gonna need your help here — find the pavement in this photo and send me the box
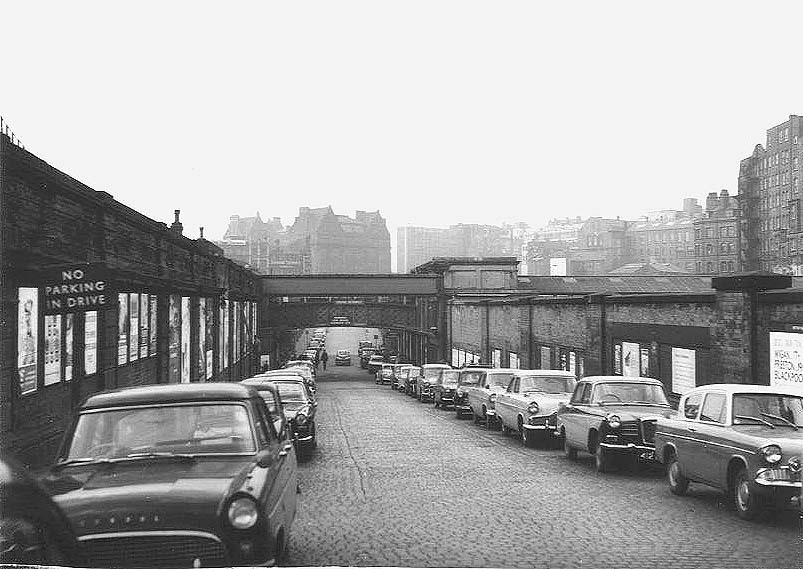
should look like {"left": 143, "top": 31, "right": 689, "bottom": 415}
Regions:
{"left": 285, "top": 364, "right": 802, "bottom": 569}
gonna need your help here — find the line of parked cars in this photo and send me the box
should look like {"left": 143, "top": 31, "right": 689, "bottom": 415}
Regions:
{"left": 376, "top": 362, "right": 803, "bottom": 521}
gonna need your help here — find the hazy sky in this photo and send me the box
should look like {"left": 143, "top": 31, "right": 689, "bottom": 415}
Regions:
{"left": 2, "top": 1, "right": 801, "bottom": 265}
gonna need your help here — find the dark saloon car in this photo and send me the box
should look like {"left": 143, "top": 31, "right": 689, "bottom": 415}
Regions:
{"left": 0, "top": 456, "right": 85, "bottom": 566}
{"left": 655, "top": 384, "right": 803, "bottom": 520}
{"left": 40, "top": 383, "right": 299, "bottom": 568}
{"left": 243, "top": 375, "right": 318, "bottom": 454}
{"left": 557, "top": 376, "right": 673, "bottom": 472}
{"left": 433, "top": 369, "right": 460, "bottom": 409}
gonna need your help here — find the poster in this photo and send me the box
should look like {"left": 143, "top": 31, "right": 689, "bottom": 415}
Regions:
{"left": 640, "top": 347, "right": 650, "bottom": 377}
{"left": 181, "top": 297, "right": 191, "bottom": 383}
{"left": 169, "top": 295, "right": 181, "bottom": 383}
{"left": 18, "top": 288, "right": 38, "bottom": 394}
{"left": 205, "top": 298, "right": 214, "bottom": 380}
{"left": 614, "top": 344, "right": 622, "bottom": 375}
{"left": 85, "top": 311, "right": 97, "bottom": 375}
{"left": 671, "top": 347, "right": 696, "bottom": 394}
{"left": 129, "top": 293, "right": 139, "bottom": 361}
{"left": 44, "top": 315, "right": 61, "bottom": 385}
{"left": 540, "top": 346, "right": 551, "bottom": 369}
{"left": 492, "top": 348, "right": 501, "bottom": 368}
{"left": 64, "top": 314, "right": 73, "bottom": 381}
{"left": 219, "top": 304, "right": 225, "bottom": 371}
{"left": 622, "top": 342, "right": 640, "bottom": 377}
{"left": 149, "top": 294, "right": 158, "bottom": 355}
{"left": 569, "top": 351, "right": 576, "bottom": 375}
{"left": 139, "top": 293, "right": 149, "bottom": 358}
{"left": 118, "top": 293, "right": 128, "bottom": 364}
{"left": 452, "top": 348, "right": 459, "bottom": 367}
{"left": 510, "top": 352, "right": 519, "bottom": 369}
{"left": 769, "top": 332, "right": 803, "bottom": 387}
{"left": 198, "top": 298, "right": 207, "bottom": 381}
{"left": 223, "top": 303, "right": 229, "bottom": 369}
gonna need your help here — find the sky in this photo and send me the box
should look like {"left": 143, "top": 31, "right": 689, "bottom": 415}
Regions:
{"left": 2, "top": 1, "right": 802, "bottom": 270}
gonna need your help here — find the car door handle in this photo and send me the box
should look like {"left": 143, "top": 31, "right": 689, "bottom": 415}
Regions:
{"left": 278, "top": 443, "right": 293, "bottom": 457}
{"left": 687, "top": 426, "right": 697, "bottom": 432}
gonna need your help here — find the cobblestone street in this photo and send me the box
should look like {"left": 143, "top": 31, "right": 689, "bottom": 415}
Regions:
{"left": 286, "top": 365, "right": 801, "bottom": 569}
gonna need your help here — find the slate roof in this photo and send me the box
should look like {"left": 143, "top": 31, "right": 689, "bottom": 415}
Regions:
{"left": 516, "top": 275, "right": 713, "bottom": 295}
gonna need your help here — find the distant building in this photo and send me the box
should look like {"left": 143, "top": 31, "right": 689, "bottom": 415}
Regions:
{"left": 692, "top": 190, "right": 740, "bottom": 275}
{"left": 215, "top": 213, "right": 283, "bottom": 274}
{"left": 738, "top": 114, "right": 803, "bottom": 273}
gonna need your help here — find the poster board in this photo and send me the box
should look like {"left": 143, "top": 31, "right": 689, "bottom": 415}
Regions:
{"left": 671, "top": 347, "right": 696, "bottom": 394}
{"left": 769, "top": 332, "right": 803, "bottom": 387}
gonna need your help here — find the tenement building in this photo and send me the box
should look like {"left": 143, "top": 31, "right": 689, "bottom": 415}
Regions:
{"left": 692, "top": 190, "right": 740, "bottom": 274}
{"left": 739, "top": 114, "right": 803, "bottom": 273}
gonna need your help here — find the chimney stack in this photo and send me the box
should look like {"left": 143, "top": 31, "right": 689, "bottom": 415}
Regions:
{"left": 170, "top": 209, "right": 183, "bottom": 236}
{"left": 199, "top": 227, "right": 204, "bottom": 239}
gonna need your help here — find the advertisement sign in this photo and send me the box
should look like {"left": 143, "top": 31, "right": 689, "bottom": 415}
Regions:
{"left": 540, "top": 346, "right": 551, "bottom": 369}
{"left": 770, "top": 332, "right": 803, "bottom": 386}
{"left": 622, "top": 342, "right": 640, "bottom": 377}
{"left": 117, "top": 293, "right": 128, "bottom": 364}
{"left": 43, "top": 264, "right": 114, "bottom": 314}
{"left": 181, "top": 297, "right": 191, "bottom": 383}
{"left": 85, "top": 312, "right": 97, "bottom": 375}
{"left": 671, "top": 347, "right": 696, "bottom": 394}
{"left": 549, "top": 258, "right": 567, "bottom": 276}
{"left": 169, "top": 295, "right": 181, "bottom": 383}
{"left": 18, "top": 288, "right": 38, "bottom": 394}
{"left": 129, "top": 293, "right": 139, "bottom": 362}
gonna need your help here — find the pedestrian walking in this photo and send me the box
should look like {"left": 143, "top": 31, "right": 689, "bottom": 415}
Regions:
{"left": 321, "top": 349, "right": 328, "bottom": 370}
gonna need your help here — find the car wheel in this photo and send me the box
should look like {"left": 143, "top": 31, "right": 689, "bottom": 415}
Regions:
{"left": 594, "top": 442, "right": 612, "bottom": 473}
{"left": 562, "top": 430, "right": 577, "bottom": 460}
{"left": 666, "top": 453, "right": 688, "bottom": 496}
{"left": 275, "top": 531, "right": 289, "bottom": 566}
{"left": 734, "top": 467, "right": 761, "bottom": 520}
{"left": 518, "top": 417, "right": 533, "bottom": 448}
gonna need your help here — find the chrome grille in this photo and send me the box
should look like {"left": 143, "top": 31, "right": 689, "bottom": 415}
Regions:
{"left": 82, "top": 534, "right": 227, "bottom": 568}
{"left": 617, "top": 421, "right": 641, "bottom": 443}
{"left": 640, "top": 419, "right": 657, "bottom": 444}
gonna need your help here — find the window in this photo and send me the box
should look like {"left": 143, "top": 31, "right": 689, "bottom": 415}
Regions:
{"left": 684, "top": 393, "right": 703, "bottom": 419}
{"left": 700, "top": 392, "right": 727, "bottom": 423}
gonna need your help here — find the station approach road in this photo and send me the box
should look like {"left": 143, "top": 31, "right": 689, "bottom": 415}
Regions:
{"left": 284, "top": 351, "right": 800, "bottom": 568}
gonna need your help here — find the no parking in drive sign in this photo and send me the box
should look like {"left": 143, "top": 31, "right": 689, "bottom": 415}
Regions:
{"left": 43, "top": 264, "right": 115, "bottom": 314}
{"left": 770, "top": 332, "right": 803, "bottom": 387}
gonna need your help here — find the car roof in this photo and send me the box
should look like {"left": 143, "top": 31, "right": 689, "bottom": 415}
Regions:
{"left": 578, "top": 375, "right": 665, "bottom": 386}
{"left": 243, "top": 377, "right": 305, "bottom": 388}
{"left": 487, "top": 368, "right": 518, "bottom": 374}
{"left": 81, "top": 383, "right": 258, "bottom": 410}
{"left": 422, "top": 363, "right": 451, "bottom": 369}
{"left": 681, "top": 383, "right": 803, "bottom": 397}
{"left": 251, "top": 369, "right": 305, "bottom": 378}
{"left": 514, "top": 370, "right": 576, "bottom": 378}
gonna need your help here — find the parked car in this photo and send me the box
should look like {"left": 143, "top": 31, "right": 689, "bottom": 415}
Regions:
{"left": 360, "top": 348, "right": 378, "bottom": 368}
{"left": 395, "top": 365, "right": 413, "bottom": 391}
{"left": 454, "top": 367, "right": 488, "bottom": 418}
{"left": 433, "top": 369, "right": 460, "bottom": 409}
{"left": 464, "top": 368, "right": 517, "bottom": 424}
{"left": 0, "top": 455, "right": 85, "bottom": 566}
{"left": 654, "top": 383, "right": 803, "bottom": 520}
{"left": 243, "top": 376, "right": 318, "bottom": 455}
{"left": 557, "top": 375, "right": 673, "bottom": 473}
{"left": 495, "top": 370, "right": 577, "bottom": 447}
{"left": 403, "top": 366, "right": 423, "bottom": 396}
{"left": 376, "top": 363, "right": 394, "bottom": 385}
{"left": 388, "top": 364, "right": 408, "bottom": 390}
{"left": 40, "top": 383, "right": 299, "bottom": 567}
{"left": 284, "top": 360, "right": 317, "bottom": 392}
{"left": 367, "top": 355, "right": 385, "bottom": 375}
{"left": 335, "top": 349, "right": 351, "bottom": 366}
{"left": 417, "top": 364, "right": 452, "bottom": 402}
{"left": 249, "top": 369, "right": 316, "bottom": 403}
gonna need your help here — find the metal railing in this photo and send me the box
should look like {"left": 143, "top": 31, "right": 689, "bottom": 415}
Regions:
{"left": 0, "top": 115, "right": 25, "bottom": 149}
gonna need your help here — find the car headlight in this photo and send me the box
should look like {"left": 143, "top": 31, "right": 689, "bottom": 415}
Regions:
{"left": 489, "top": 393, "right": 497, "bottom": 403}
{"left": 295, "top": 411, "right": 308, "bottom": 426}
{"left": 761, "top": 444, "right": 782, "bottom": 464}
{"left": 228, "top": 497, "right": 259, "bottom": 529}
{"left": 606, "top": 414, "right": 621, "bottom": 429}
{"left": 527, "top": 402, "right": 540, "bottom": 414}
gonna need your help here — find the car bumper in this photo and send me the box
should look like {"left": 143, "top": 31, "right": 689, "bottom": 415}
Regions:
{"left": 754, "top": 467, "right": 803, "bottom": 489}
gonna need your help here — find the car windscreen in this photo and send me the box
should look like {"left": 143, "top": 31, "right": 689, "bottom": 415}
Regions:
{"left": 520, "top": 375, "right": 576, "bottom": 394}
{"left": 732, "top": 393, "right": 803, "bottom": 426}
{"left": 423, "top": 368, "right": 446, "bottom": 380}
{"left": 459, "top": 371, "right": 484, "bottom": 386}
{"left": 488, "top": 373, "right": 514, "bottom": 388}
{"left": 440, "top": 370, "right": 460, "bottom": 386}
{"left": 592, "top": 382, "right": 669, "bottom": 405}
{"left": 66, "top": 403, "right": 256, "bottom": 459}
{"left": 275, "top": 383, "right": 307, "bottom": 403}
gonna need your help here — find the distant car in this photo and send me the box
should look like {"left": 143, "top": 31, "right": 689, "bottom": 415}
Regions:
{"left": 454, "top": 367, "right": 487, "bottom": 418}
{"left": 283, "top": 361, "right": 317, "bottom": 393}
{"left": 376, "top": 363, "right": 394, "bottom": 385}
{"left": 335, "top": 350, "right": 351, "bottom": 366}
{"left": 367, "top": 355, "right": 385, "bottom": 375}
{"left": 244, "top": 376, "right": 318, "bottom": 455}
{"left": 402, "top": 366, "right": 423, "bottom": 396}
{"left": 395, "top": 365, "right": 413, "bottom": 392}
{"left": 417, "top": 364, "right": 452, "bottom": 402}
{"left": 40, "top": 383, "right": 299, "bottom": 567}
{"left": 0, "top": 456, "right": 85, "bottom": 566}
{"left": 388, "top": 364, "right": 408, "bottom": 390}
{"left": 495, "top": 371, "right": 577, "bottom": 447}
{"left": 557, "top": 375, "right": 673, "bottom": 473}
{"left": 360, "top": 348, "right": 378, "bottom": 368}
{"left": 432, "top": 369, "right": 460, "bottom": 409}
{"left": 654, "top": 383, "right": 803, "bottom": 520}
{"left": 464, "top": 368, "right": 517, "bottom": 424}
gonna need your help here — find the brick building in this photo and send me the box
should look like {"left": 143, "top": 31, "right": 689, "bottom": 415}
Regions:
{"left": 692, "top": 190, "right": 740, "bottom": 274}
{"left": 216, "top": 213, "right": 284, "bottom": 274}
{"left": 739, "top": 114, "right": 803, "bottom": 273}
{"left": 1, "top": 133, "right": 262, "bottom": 468}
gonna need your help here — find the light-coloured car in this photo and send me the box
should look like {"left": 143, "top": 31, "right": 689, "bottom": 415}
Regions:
{"left": 335, "top": 349, "right": 351, "bottom": 366}
{"left": 454, "top": 367, "right": 490, "bottom": 418}
{"left": 495, "top": 370, "right": 577, "bottom": 447}
{"left": 464, "top": 368, "right": 517, "bottom": 424}
{"left": 376, "top": 363, "right": 394, "bottom": 385}
{"left": 654, "top": 383, "right": 803, "bottom": 520}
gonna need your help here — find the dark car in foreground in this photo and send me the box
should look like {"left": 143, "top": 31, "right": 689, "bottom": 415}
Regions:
{"left": 40, "top": 383, "right": 299, "bottom": 568}
{"left": 557, "top": 375, "right": 673, "bottom": 472}
{"left": 655, "top": 383, "right": 802, "bottom": 520}
{"left": 0, "top": 456, "right": 85, "bottom": 566}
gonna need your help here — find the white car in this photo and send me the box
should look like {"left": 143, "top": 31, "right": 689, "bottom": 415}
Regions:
{"left": 463, "top": 368, "right": 517, "bottom": 424}
{"left": 495, "top": 370, "right": 576, "bottom": 447}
